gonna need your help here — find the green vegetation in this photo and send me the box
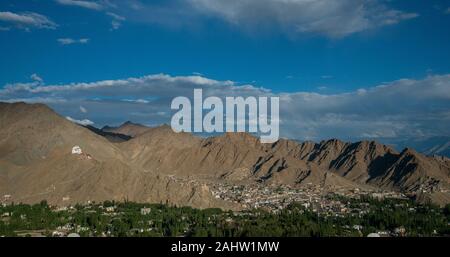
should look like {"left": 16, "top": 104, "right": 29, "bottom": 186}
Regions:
{"left": 0, "top": 197, "right": 449, "bottom": 237}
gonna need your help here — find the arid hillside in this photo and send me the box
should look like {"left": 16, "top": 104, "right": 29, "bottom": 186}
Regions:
{"left": 0, "top": 102, "right": 449, "bottom": 207}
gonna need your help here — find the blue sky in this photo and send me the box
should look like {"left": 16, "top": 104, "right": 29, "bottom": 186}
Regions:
{"left": 1, "top": 0, "right": 450, "bottom": 92}
{"left": 0, "top": 0, "right": 450, "bottom": 147}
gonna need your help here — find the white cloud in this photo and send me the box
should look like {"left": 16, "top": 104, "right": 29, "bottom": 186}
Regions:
{"left": 57, "top": 38, "right": 90, "bottom": 45}
{"left": 107, "top": 12, "right": 125, "bottom": 30}
{"left": 66, "top": 116, "right": 94, "bottom": 126}
{"left": 1, "top": 73, "right": 449, "bottom": 143}
{"left": 48, "top": 0, "right": 419, "bottom": 37}
{"left": 58, "top": 38, "right": 76, "bottom": 45}
{"left": 55, "top": 0, "right": 104, "bottom": 11}
{"left": 122, "top": 99, "right": 150, "bottom": 104}
{"left": 30, "top": 73, "right": 43, "bottom": 83}
{"left": 55, "top": 1, "right": 127, "bottom": 30}
{"left": 0, "top": 11, "right": 57, "bottom": 30}
{"left": 107, "top": 12, "right": 125, "bottom": 21}
{"left": 187, "top": 0, "right": 418, "bottom": 37}
{"left": 111, "top": 20, "right": 121, "bottom": 30}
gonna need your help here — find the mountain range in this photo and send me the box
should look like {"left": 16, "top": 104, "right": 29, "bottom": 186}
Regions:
{"left": 0, "top": 102, "right": 449, "bottom": 208}
{"left": 375, "top": 136, "right": 450, "bottom": 159}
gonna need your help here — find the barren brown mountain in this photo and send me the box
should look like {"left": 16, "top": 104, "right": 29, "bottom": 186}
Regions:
{"left": 84, "top": 125, "right": 131, "bottom": 143}
{"left": 0, "top": 102, "right": 232, "bottom": 209}
{"left": 0, "top": 102, "right": 449, "bottom": 207}
{"left": 102, "top": 121, "right": 151, "bottom": 137}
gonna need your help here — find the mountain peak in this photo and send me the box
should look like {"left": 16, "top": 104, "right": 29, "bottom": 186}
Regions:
{"left": 400, "top": 147, "right": 419, "bottom": 156}
{"left": 319, "top": 138, "right": 347, "bottom": 151}
{"left": 121, "top": 121, "right": 146, "bottom": 127}
{"left": 0, "top": 102, "right": 60, "bottom": 125}
{"left": 0, "top": 101, "right": 53, "bottom": 114}
{"left": 102, "top": 120, "right": 150, "bottom": 137}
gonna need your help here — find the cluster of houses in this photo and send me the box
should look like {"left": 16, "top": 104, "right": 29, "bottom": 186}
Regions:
{"left": 210, "top": 182, "right": 408, "bottom": 216}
